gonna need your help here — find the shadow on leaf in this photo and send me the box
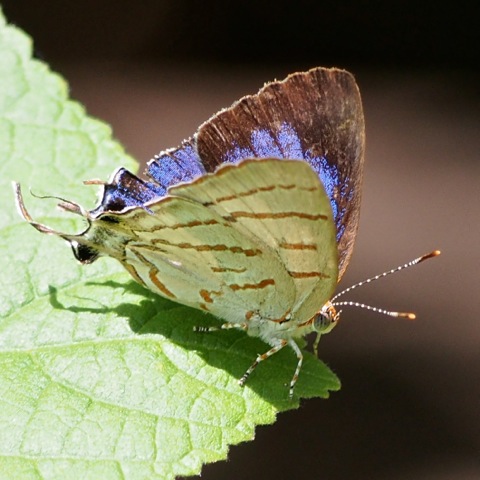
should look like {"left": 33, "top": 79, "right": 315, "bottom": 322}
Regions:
{"left": 48, "top": 279, "right": 340, "bottom": 411}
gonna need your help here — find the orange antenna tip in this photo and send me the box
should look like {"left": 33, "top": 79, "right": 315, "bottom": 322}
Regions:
{"left": 420, "top": 250, "right": 441, "bottom": 262}
{"left": 393, "top": 312, "right": 416, "bottom": 320}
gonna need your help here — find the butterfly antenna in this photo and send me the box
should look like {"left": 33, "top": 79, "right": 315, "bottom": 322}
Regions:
{"left": 331, "top": 301, "right": 416, "bottom": 319}
{"left": 331, "top": 250, "right": 441, "bottom": 311}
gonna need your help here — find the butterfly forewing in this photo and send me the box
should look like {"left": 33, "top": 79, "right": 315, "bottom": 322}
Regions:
{"left": 147, "top": 67, "right": 365, "bottom": 279}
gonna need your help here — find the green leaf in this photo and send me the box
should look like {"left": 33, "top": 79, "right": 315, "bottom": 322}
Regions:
{"left": 0, "top": 9, "right": 340, "bottom": 479}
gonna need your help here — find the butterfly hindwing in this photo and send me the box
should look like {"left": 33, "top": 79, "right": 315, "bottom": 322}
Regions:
{"left": 77, "top": 159, "right": 337, "bottom": 325}
{"left": 87, "top": 165, "right": 296, "bottom": 324}
{"left": 170, "top": 158, "right": 339, "bottom": 321}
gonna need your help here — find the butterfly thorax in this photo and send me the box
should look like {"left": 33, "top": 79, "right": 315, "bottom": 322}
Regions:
{"left": 67, "top": 214, "right": 138, "bottom": 264}
{"left": 245, "top": 300, "right": 338, "bottom": 345}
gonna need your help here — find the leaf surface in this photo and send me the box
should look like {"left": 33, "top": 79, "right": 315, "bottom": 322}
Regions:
{"left": 0, "top": 9, "right": 340, "bottom": 479}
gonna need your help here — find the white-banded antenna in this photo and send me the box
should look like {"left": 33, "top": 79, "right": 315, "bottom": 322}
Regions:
{"left": 331, "top": 250, "right": 441, "bottom": 319}
{"left": 332, "top": 301, "right": 416, "bottom": 319}
{"left": 332, "top": 250, "right": 440, "bottom": 302}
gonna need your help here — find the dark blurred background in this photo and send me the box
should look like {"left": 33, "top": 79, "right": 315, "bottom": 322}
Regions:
{"left": 3, "top": 1, "right": 478, "bottom": 479}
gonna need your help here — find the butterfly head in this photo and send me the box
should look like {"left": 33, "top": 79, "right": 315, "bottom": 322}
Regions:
{"left": 310, "top": 301, "right": 339, "bottom": 357}
{"left": 312, "top": 301, "right": 340, "bottom": 335}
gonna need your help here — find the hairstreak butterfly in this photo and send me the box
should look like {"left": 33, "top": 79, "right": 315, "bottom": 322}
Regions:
{"left": 14, "top": 67, "right": 439, "bottom": 397}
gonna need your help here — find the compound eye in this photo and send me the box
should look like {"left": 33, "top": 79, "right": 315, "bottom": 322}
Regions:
{"left": 71, "top": 241, "right": 99, "bottom": 264}
{"left": 313, "top": 312, "right": 330, "bottom": 332}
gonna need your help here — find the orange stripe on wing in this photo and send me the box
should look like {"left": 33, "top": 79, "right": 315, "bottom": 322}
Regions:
{"left": 128, "top": 248, "right": 176, "bottom": 298}
{"left": 288, "top": 271, "right": 331, "bottom": 279}
{"left": 149, "top": 268, "right": 176, "bottom": 298}
{"left": 225, "top": 211, "right": 328, "bottom": 221}
{"left": 211, "top": 184, "right": 295, "bottom": 203}
{"left": 279, "top": 242, "right": 318, "bottom": 250}
{"left": 151, "top": 239, "right": 262, "bottom": 257}
{"left": 229, "top": 278, "right": 275, "bottom": 291}
{"left": 199, "top": 289, "right": 223, "bottom": 303}
{"left": 123, "top": 262, "right": 147, "bottom": 286}
{"left": 203, "top": 182, "right": 319, "bottom": 206}
{"left": 210, "top": 185, "right": 276, "bottom": 203}
{"left": 211, "top": 266, "right": 247, "bottom": 273}
{"left": 200, "top": 175, "right": 322, "bottom": 205}
{"left": 149, "top": 218, "right": 221, "bottom": 232}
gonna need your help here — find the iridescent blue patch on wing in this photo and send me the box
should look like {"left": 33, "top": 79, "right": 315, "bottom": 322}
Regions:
{"left": 221, "top": 123, "right": 304, "bottom": 164}
{"left": 275, "top": 123, "right": 304, "bottom": 159}
{"left": 215, "top": 121, "right": 348, "bottom": 241}
{"left": 90, "top": 169, "right": 163, "bottom": 217}
{"left": 250, "top": 128, "right": 282, "bottom": 158}
{"left": 147, "top": 143, "right": 206, "bottom": 194}
{"left": 305, "top": 154, "right": 351, "bottom": 241}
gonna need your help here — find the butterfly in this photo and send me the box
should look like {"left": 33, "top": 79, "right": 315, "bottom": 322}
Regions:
{"left": 14, "top": 67, "right": 439, "bottom": 397}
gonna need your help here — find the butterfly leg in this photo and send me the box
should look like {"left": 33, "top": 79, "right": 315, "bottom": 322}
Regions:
{"left": 239, "top": 339, "right": 288, "bottom": 389}
{"left": 313, "top": 332, "right": 322, "bottom": 357}
{"left": 287, "top": 340, "right": 303, "bottom": 398}
{"left": 194, "top": 322, "right": 248, "bottom": 333}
